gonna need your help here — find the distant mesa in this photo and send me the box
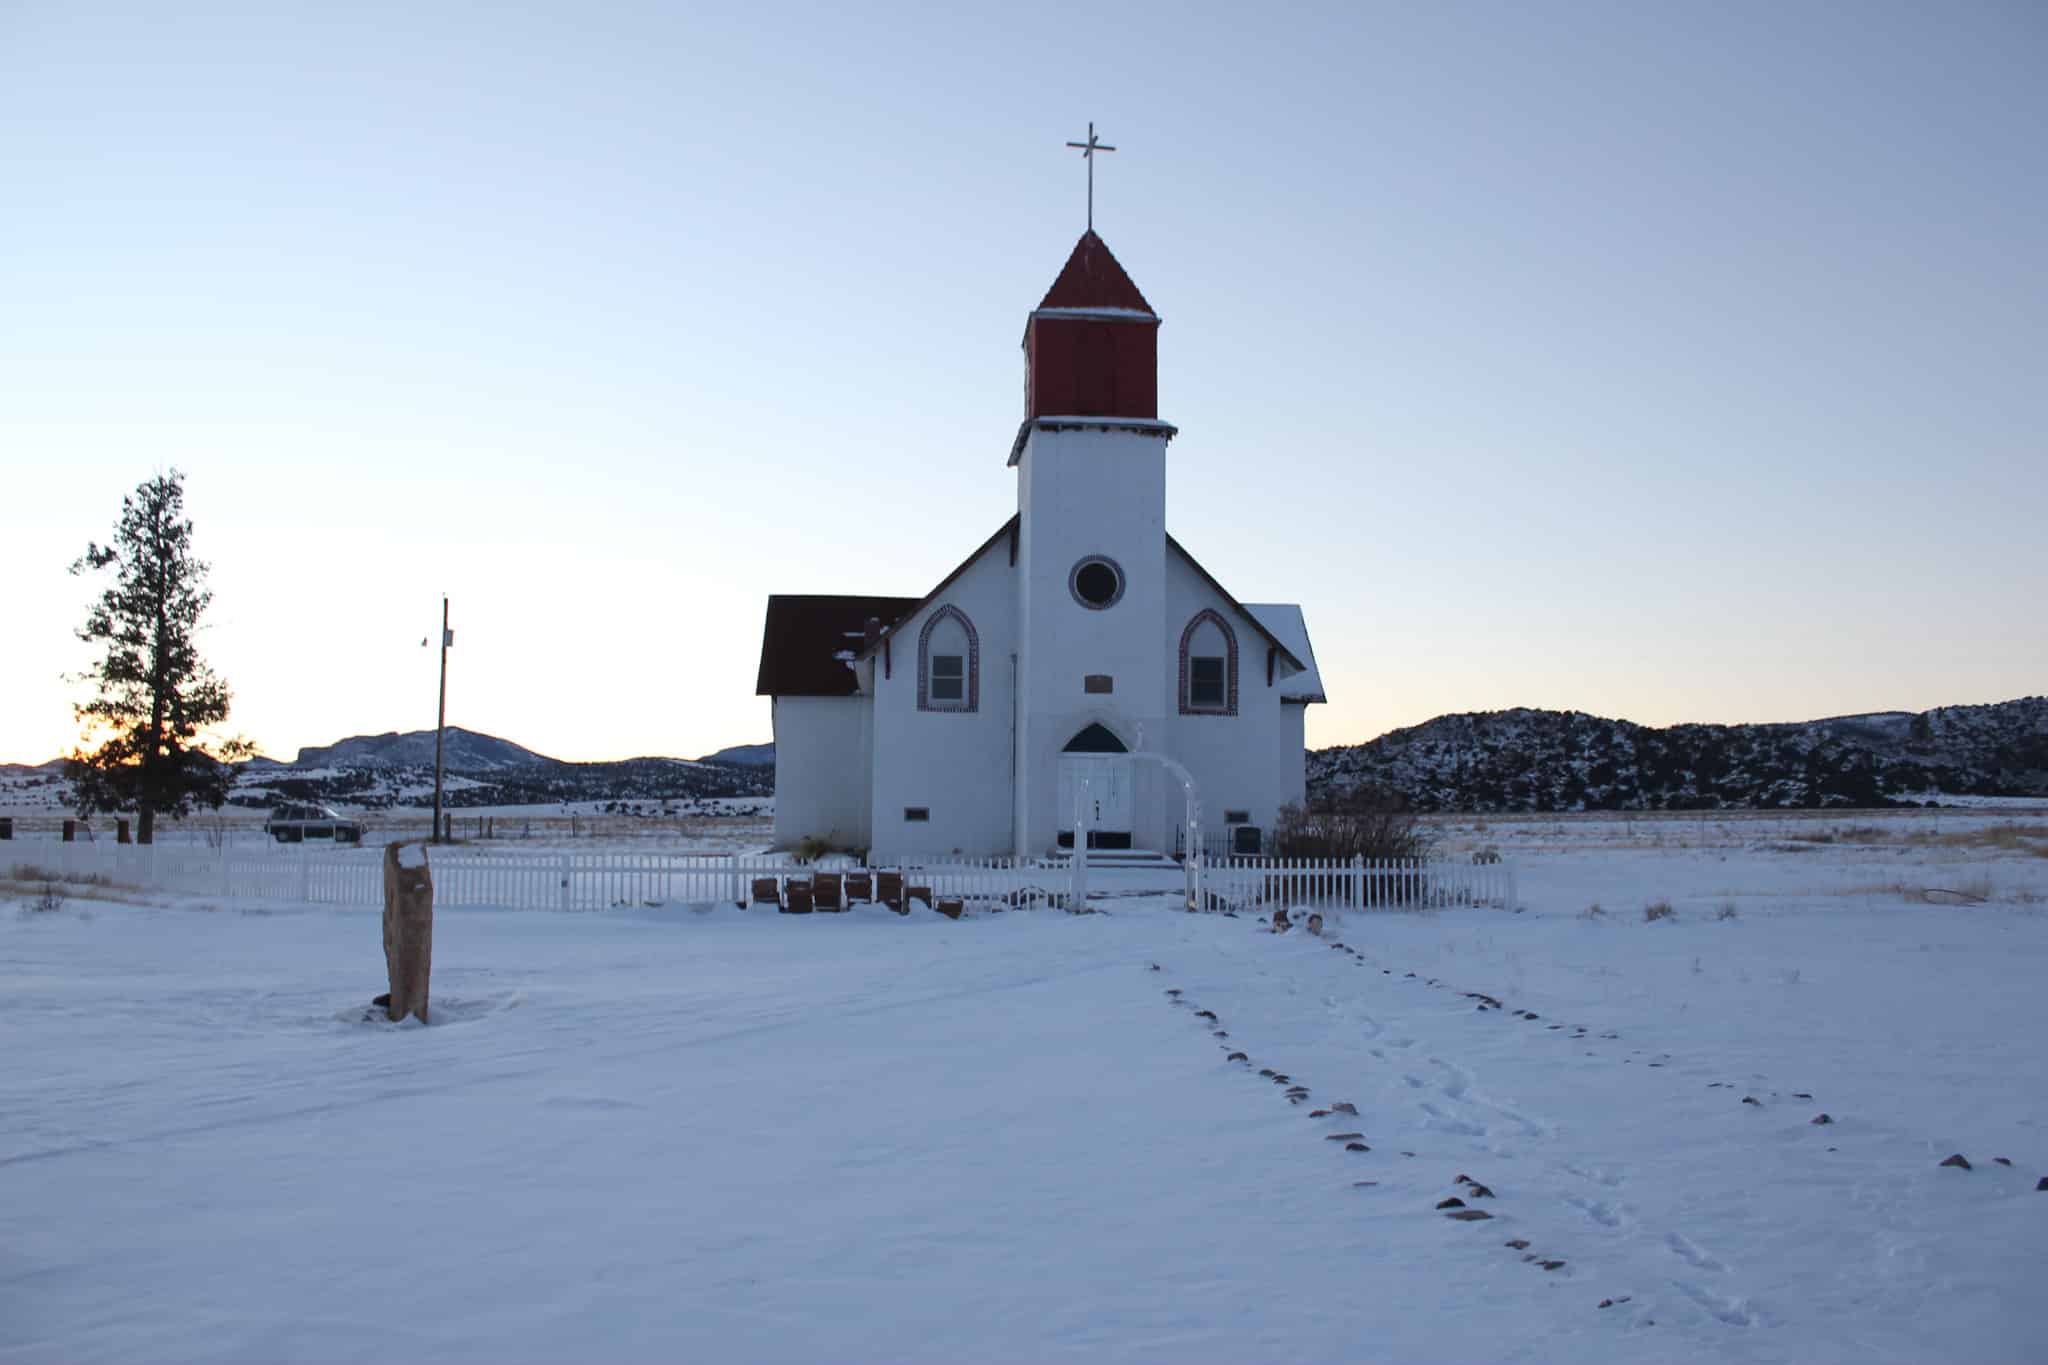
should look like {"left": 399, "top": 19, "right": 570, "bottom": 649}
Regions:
{"left": 698, "top": 743, "right": 775, "bottom": 768}
{"left": 0, "top": 758, "right": 71, "bottom": 777}
{"left": 293, "top": 727, "right": 558, "bottom": 771}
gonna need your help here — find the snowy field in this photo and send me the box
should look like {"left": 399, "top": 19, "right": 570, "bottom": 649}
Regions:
{"left": 4, "top": 814, "right": 2045, "bottom": 1363}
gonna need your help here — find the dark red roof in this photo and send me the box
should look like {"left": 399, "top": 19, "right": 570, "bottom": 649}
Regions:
{"left": 1037, "top": 231, "right": 1155, "bottom": 314}
{"left": 756, "top": 595, "right": 919, "bottom": 697}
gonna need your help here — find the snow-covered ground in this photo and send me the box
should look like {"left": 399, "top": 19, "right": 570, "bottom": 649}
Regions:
{"left": 3, "top": 816, "right": 2045, "bottom": 1363}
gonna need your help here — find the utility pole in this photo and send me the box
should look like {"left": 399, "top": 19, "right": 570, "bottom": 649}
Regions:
{"left": 432, "top": 596, "right": 450, "bottom": 844}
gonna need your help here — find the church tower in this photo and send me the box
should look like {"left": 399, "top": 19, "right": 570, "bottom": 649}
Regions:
{"left": 1010, "top": 231, "right": 1178, "bottom": 856}
{"left": 1022, "top": 230, "right": 1159, "bottom": 422}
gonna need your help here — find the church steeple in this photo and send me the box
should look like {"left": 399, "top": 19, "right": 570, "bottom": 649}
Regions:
{"left": 1022, "top": 231, "right": 1160, "bottom": 423}
{"left": 1038, "top": 230, "right": 1155, "bottom": 313}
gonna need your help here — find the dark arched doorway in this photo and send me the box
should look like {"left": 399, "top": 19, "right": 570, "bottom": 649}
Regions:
{"left": 1063, "top": 722, "right": 1128, "bottom": 754}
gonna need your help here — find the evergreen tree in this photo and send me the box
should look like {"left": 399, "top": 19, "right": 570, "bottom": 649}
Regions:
{"left": 67, "top": 471, "right": 248, "bottom": 842}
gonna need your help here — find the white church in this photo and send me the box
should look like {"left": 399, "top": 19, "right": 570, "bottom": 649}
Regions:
{"left": 756, "top": 229, "right": 1323, "bottom": 861}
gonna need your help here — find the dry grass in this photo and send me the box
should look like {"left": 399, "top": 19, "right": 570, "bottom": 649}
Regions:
{"left": 1783, "top": 825, "right": 1889, "bottom": 845}
{"left": 6, "top": 863, "right": 113, "bottom": 888}
{"left": 1909, "top": 823, "right": 2048, "bottom": 857}
{"left": 1644, "top": 900, "right": 1676, "bottom": 923}
{"left": 1781, "top": 822, "right": 2048, "bottom": 857}
{"left": 1824, "top": 876, "right": 2048, "bottom": 906}
{"left": 2, "top": 865, "right": 160, "bottom": 908}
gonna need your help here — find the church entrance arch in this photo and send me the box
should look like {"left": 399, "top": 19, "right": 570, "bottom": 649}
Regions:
{"left": 1058, "top": 724, "right": 1134, "bottom": 850}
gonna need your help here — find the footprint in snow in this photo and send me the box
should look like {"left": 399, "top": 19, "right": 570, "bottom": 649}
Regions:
{"left": 1566, "top": 1195, "right": 1623, "bottom": 1229}
{"left": 1672, "top": 1279, "right": 1755, "bottom": 1327}
{"left": 1666, "top": 1232, "right": 1725, "bottom": 1272}
{"left": 541, "top": 1095, "right": 644, "bottom": 1114}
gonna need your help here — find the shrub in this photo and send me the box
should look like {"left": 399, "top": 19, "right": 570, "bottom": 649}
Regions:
{"left": 1274, "top": 798, "right": 1432, "bottom": 862}
{"left": 30, "top": 881, "right": 65, "bottom": 914}
{"left": 1715, "top": 902, "right": 1739, "bottom": 921}
{"left": 793, "top": 834, "right": 865, "bottom": 864}
{"left": 1582, "top": 903, "right": 1605, "bottom": 920}
{"left": 1644, "top": 900, "right": 1676, "bottom": 923}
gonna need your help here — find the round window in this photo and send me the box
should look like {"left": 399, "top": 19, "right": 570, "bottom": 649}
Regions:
{"left": 1069, "top": 555, "right": 1125, "bottom": 610}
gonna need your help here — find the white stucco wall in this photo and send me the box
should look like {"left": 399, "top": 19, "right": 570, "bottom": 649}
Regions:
{"left": 1161, "top": 546, "right": 1297, "bottom": 850}
{"left": 771, "top": 695, "right": 871, "bottom": 851}
{"left": 1281, "top": 702, "right": 1308, "bottom": 809}
{"left": 868, "top": 532, "right": 1019, "bottom": 861}
{"left": 1014, "top": 424, "right": 1172, "bottom": 855}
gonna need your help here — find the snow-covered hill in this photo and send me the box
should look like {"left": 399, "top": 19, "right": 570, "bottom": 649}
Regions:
{"left": 1310, "top": 696, "right": 2048, "bottom": 812}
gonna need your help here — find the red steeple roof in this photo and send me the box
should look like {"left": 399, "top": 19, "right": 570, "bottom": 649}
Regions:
{"left": 1037, "top": 230, "right": 1155, "bottom": 314}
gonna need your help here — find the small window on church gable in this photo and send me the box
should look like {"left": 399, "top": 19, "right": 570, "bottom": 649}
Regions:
{"left": 917, "top": 605, "right": 979, "bottom": 713}
{"left": 1178, "top": 609, "right": 1239, "bottom": 716}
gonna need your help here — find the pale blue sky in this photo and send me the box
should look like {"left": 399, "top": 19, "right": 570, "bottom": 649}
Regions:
{"left": 3, "top": 1, "right": 2043, "bottom": 763}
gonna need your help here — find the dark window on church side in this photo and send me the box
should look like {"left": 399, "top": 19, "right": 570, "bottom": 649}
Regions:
{"left": 930, "top": 655, "right": 964, "bottom": 702}
{"left": 1177, "top": 609, "right": 1239, "bottom": 717}
{"left": 904, "top": 807, "right": 930, "bottom": 822}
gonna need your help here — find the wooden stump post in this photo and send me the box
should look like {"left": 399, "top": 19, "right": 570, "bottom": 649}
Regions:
{"left": 383, "top": 842, "right": 434, "bottom": 1024}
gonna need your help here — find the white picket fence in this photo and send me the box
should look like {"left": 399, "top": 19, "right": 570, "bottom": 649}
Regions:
{"left": 1203, "top": 855, "right": 1517, "bottom": 913}
{"left": 9, "top": 843, "right": 1075, "bottom": 912}
{"left": 9, "top": 841, "right": 1514, "bottom": 914}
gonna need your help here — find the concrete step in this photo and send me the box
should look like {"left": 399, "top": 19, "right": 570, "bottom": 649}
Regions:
{"left": 1053, "top": 850, "right": 1182, "bottom": 868}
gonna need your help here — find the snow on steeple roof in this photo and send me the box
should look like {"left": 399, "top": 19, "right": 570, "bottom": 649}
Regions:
{"left": 1037, "top": 230, "right": 1155, "bottom": 315}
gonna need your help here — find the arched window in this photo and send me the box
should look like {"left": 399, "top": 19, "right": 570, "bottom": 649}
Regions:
{"left": 917, "top": 605, "right": 978, "bottom": 713}
{"left": 1178, "top": 609, "right": 1238, "bottom": 716}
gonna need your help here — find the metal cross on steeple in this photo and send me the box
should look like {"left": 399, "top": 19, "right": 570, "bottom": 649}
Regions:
{"left": 1065, "top": 122, "right": 1117, "bottom": 231}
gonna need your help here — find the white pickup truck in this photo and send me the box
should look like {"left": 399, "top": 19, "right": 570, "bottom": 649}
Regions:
{"left": 264, "top": 803, "right": 364, "bottom": 844}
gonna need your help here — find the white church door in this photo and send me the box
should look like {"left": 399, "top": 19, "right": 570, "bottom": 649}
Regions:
{"left": 1059, "top": 724, "right": 1134, "bottom": 850}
